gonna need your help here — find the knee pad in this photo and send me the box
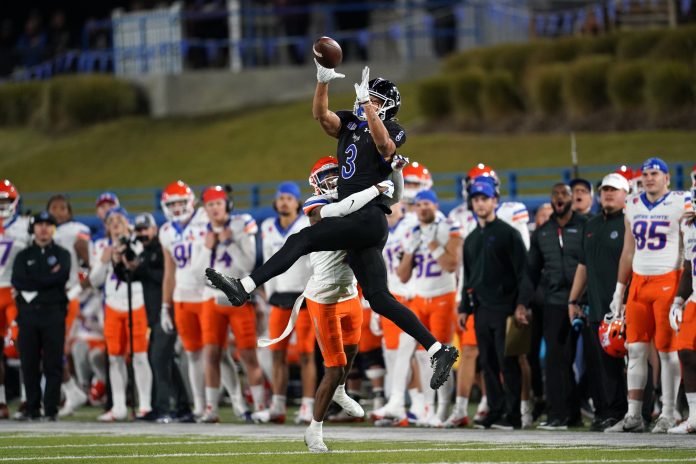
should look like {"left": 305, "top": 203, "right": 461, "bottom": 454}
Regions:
{"left": 627, "top": 342, "right": 649, "bottom": 391}
{"left": 132, "top": 352, "right": 149, "bottom": 368}
{"left": 366, "top": 367, "right": 386, "bottom": 380}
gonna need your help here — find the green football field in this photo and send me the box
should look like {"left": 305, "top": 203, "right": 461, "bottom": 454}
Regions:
{"left": 2, "top": 402, "right": 696, "bottom": 463}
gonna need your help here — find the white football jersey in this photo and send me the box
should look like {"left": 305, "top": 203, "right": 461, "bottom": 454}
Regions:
{"left": 681, "top": 220, "right": 696, "bottom": 302}
{"left": 404, "top": 217, "right": 463, "bottom": 298}
{"left": 199, "top": 214, "right": 258, "bottom": 301}
{"left": 383, "top": 214, "right": 417, "bottom": 299}
{"left": 261, "top": 215, "right": 312, "bottom": 296}
{"left": 496, "top": 201, "right": 530, "bottom": 250}
{"left": 89, "top": 237, "right": 144, "bottom": 311}
{"left": 54, "top": 220, "right": 90, "bottom": 289}
{"left": 627, "top": 191, "right": 691, "bottom": 276}
{"left": 302, "top": 194, "right": 357, "bottom": 304}
{"left": 0, "top": 215, "right": 31, "bottom": 287}
{"left": 448, "top": 204, "right": 477, "bottom": 240}
{"left": 159, "top": 217, "right": 208, "bottom": 303}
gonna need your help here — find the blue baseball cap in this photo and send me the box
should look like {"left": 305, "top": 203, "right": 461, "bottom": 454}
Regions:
{"left": 414, "top": 189, "right": 438, "bottom": 204}
{"left": 104, "top": 206, "right": 129, "bottom": 222}
{"left": 469, "top": 181, "right": 496, "bottom": 199}
{"left": 641, "top": 157, "right": 669, "bottom": 174}
{"left": 276, "top": 181, "right": 301, "bottom": 200}
{"left": 96, "top": 191, "right": 120, "bottom": 207}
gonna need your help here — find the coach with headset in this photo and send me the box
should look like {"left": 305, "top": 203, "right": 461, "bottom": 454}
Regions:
{"left": 12, "top": 212, "right": 71, "bottom": 421}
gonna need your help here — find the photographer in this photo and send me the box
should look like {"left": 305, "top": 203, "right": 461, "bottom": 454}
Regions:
{"left": 12, "top": 212, "right": 71, "bottom": 421}
{"left": 123, "top": 213, "right": 190, "bottom": 423}
{"left": 89, "top": 207, "right": 152, "bottom": 421}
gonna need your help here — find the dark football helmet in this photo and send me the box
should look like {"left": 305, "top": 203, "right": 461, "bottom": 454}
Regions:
{"left": 353, "top": 78, "right": 401, "bottom": 121}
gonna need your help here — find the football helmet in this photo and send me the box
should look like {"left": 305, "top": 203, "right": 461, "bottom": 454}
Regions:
{"left": 402, "top": 161, "right": 433, "bottom": 203}
{"left": 161, "top": 180, "right": 195, "bottom": 223}
{"left": 691, "top": 163, "right": 696, "bottom": 187}
{"left": 631, "top": 169, "right": 644, "bottom": 194}
{"left": 0, "top": 179, "right": 19, "bottom": 219}
{"left": 353, "top": 78, "right": 401, "bottom": 121}
{"left": 462, "top": 164, "right": 499, "bottom": 200}
{"left": 309, "top": 156, "right": 340, "bottom": 197}
{"left": 598, "top": 313, "right": 627, "bottom": 358}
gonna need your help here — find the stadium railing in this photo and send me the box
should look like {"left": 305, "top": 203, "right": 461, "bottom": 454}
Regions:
{"left": 19, "top": 162, "right": 691, "bottom": 232}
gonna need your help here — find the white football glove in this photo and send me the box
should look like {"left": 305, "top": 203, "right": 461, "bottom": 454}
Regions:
{"left": 391, "top": 154, "right": 409, "bottom": 172}
{"left": 160, "top": 304, "right": 175, "bottom": 334}
{"left": 609, "top": 282, "right": 626, "bottom": 318}
{"left": 402, "top": 228, "right": 421, "bottom": 255}
{"left": 369, "top": 311, "right": 383, "bottom": 336}
{"left": 669, "top": 297, "right": 685, "bottom": 332}
{"left": 354, "top": 66, "right": 370, "bottom": 105}
{"left": 377, "top": 180, "right": 395, "bottom": 199}
{"left": 315, "top": 58, "right": 345, "bottom": 84}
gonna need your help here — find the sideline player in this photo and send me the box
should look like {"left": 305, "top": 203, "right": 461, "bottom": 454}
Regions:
{"left": 47, "top": 194, "right": 90, "bottom": 415}
{"left": 667, "top": 175, "right": 696, "bottom": 434}
{"left": 0, "top": 180, "right": 30, "bottom": 418}
{"left": 257, "top": 182, "right": 314, "bottom": 424}
{"left": 606, "top": 158, "right": 691, "bottom": 433}
{"left": 197, "top": 185, "right": 264, "bottom": 422}
{"left": 207, "top": 65, "right": 458, "bottom": 389}
{"left": 397, "top": 190, "right": 463, "bottom": 426}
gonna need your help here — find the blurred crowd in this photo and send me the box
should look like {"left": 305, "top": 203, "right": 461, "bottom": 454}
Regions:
{"left": 1, "top": 157, "right": 694, "bottom": 436}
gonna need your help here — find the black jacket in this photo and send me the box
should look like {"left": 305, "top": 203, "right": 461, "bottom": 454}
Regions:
{"left": 460, "top": 217, "right": 532, "bottom": 315}
{"left": 528, "top": 211, "right": 588, "bottom": 306}
{"left": 120, "top": 237, "right": 164, "bottom": 327}
{"left": 12, "top": 240, "right": 71, "bottom": 307}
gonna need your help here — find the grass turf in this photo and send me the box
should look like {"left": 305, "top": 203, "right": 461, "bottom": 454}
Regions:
{"left": 1, "top": 432, "right": 695, "bottom": 463}
{"left": 0, "top": 81, "right": 694, "bottom": 193}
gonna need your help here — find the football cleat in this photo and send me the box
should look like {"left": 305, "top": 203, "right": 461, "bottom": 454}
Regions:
{"left": 444, "top": 410, "right": 469, "bottom": 428}
{"left": 370, "top": 402, "right": 406, "bottom": 422}
{"left": 429, "top": 345, "right": 459, "bottom": 390}
{"left": 58, "top": 388, "right": 88, "bottom": 417}
{"left": 0, "top": 404, "right": 9, "bottom": 420}
{"left": 426, "top": 414, "right": 445, "bottom": 428}
{"left": 667, "top": 421, "right": 695, "bottom": 434}
{"left": 205, "top": 268, "right": 250, "bottom": 306}
{"left": 332, "top": 389, "right": 364, "bottom": 418}
{"left": 97, "top": 409, "right": 128, "bottom": 422}
{"left": 251, "top": 409, "right": 285, "bottom": 424}
{"left": 604, "top": 415, "right": 645, "bottom": 433}
{"left": 294, "top": 404, "right": 313, "bottom": 425}
{"left": 304, "top": 427, "right": 329, "bottom": 453}
{"left": 651, "top": 415, "right": 676, "bottom": 434}
{"left": 197, "top": 410, "right": 220, "bottom": 424}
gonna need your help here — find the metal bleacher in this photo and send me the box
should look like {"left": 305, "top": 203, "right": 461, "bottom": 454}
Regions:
{"left": 18, "top": 162, "right": 693, "bottom": 233}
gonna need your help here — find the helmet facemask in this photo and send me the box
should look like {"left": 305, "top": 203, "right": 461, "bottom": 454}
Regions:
{"left": 353, "top": 93, "right": 396, "bottom": 122}
{"left": 310, "top": 165, "right": 339, "bottom": 199}
{"left": 0, "top": 198, "right": 17, "bottom": 219}
{"left": 162, "top": 197, "right": 194, "bottom": 223}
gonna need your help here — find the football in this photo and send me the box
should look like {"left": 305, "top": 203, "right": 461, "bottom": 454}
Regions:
{"left": 313, "top": 36, "right": 342, "bottom": 69}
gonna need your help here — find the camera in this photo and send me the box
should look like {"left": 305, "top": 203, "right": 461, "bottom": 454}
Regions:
{"left": 119, "top": 236, "right": 137, "bottom": 262}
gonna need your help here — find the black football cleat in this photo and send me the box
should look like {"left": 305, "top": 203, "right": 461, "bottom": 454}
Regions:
{"left": 205, "top": 268, "right": 250, "bottom": 306}
{"left": 430, "top": 344, "right": 459, "bottom": 389}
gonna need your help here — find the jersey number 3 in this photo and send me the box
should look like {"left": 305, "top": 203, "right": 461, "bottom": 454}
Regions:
{"left": 342, "top": 144, "right": 357, "bottom": 179}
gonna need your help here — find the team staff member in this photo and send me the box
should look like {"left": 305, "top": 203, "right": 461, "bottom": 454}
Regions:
{"left": 528, "top": 182, "right": 588, "bottom": 430}
{"left": 568, "top": 173, "right": 630, "bottom": 431}
{"left": 124, "top": 213, "right": 190, "bottom": 422}
{"left": 12, "top": 212, "right": 71, "bottom": 421}
{"left": 460, "top": 182, "right": 531, "bottom": 431}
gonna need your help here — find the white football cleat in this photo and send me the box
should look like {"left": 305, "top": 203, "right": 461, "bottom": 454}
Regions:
{"left": 652, "top": 415, "right": 676, "bottom": 434}
{"left": 251, "top": 409, "right": 285, "bottom": 424}
{"left": 427, "top": 414, "right": 445, "bottom": 428}
{"left": 604, "top": 414, "right": 645, "bottom": 433}
{"left": 667, "top": 420, "right": 695, "bottom": 434}
{"left": 97, "top": 409, "right": 127, "bottom": 422}
{"left": 370, "top": 402, "right": 406, "bottom": 421}
{"left": 59, "top": 388, "right": 88, "bottom": 417}
{"left": 444, "top": 410, "right": 469, "bottom": 428}
{"left": 332, "top": 390, "right": 364, "bottom": 418}
{"left": 294, "top": 404, "right": 313, "bottom": 425}
{"left": 304, "top": 427, "right": 329, "bottom": 453}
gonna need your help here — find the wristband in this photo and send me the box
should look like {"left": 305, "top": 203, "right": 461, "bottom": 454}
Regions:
{"left": 431, "top": 246, "right": 445, "bottom": 260}
{"left": 568, "top": 300, "right": 578, "bottom": 306}
{"left": 673, "top": 296, "right": 685, "bottom": 306}
{"left": 161, "top": 303, "right": 171, "bottom": 310}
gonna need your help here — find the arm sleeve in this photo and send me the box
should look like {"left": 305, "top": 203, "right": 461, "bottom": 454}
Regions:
{"left": 381, "top": 169, "right": 404, "bottom": 208}
{"left": 320, "top": 186, "right": 380, "bottom": 218}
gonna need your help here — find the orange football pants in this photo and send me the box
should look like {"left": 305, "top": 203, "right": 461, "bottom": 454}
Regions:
{"left": 202, "top": 299, "right": 257, "bottom": 349}
{"left": 103, "top": 305, "right": 149, "bottom": 356}
{"left": 625, "top": 270, "right": 679, "bottom": 352}
{"left": 306, "top": 297, "right": 362, "bottom": 367}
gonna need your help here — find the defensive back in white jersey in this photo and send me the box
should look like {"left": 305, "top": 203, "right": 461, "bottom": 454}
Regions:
{"left": 626, "top": 191, "right": 691, "bottom": 276}
{"left": 0, "top": 215, "right": 31, "bottom": 287}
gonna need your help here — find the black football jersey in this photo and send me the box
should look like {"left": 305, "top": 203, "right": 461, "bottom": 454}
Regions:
{"left": 335, "top": 110, "right": 406, "bottom": 200}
